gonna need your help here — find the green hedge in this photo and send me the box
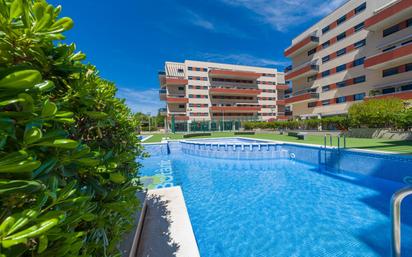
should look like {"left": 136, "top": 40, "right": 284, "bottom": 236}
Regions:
{"left": 183, "top": 133, "right": 212, "bottom": 138}
{"left": 0, "top": 1, "right": 142, "bottom": 256}
{"left": 243, "top": 116, "right": 349, "bottom": 131}
{"left": 349, "top": 98, "right": 412, "bottom": 130}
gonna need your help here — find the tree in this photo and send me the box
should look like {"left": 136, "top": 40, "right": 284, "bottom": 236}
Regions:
{"left": 0, "top": 1, "right": 142, "bottom": 256}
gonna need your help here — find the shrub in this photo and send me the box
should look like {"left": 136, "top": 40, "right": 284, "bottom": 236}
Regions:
{"left": 183, "top": 133, "right": 212, "bottom": 138}
{"left": 0, "top": 1, "right": 142, "bottom": 256}
{"left": 348, "top": 98, "right": 405, "bottom": 128}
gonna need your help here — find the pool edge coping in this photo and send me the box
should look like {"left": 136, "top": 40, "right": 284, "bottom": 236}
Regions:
{"left": 142, "top": 136, "right": 412, "bottom": 157}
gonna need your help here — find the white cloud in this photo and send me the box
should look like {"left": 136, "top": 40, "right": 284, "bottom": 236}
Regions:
{"left": 116, "top": 87, "right": 163, "bottom": 115}
{"left": 220, "top": 0, "right": 348, "bottom": 32}
{"left": 195, "top": 52, "right": 288, "bottom": 68}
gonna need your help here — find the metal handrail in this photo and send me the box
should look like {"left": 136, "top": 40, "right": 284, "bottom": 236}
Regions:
{"left": 391, "top": 186, "right": 412, "bottom": 257}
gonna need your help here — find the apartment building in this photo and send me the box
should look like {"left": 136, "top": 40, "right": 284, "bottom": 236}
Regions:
{"left": 159, "top": 60, "right": 287, "bottom": 130}
{"left": 284, "top": 0, "right": 412, "bottom": 119}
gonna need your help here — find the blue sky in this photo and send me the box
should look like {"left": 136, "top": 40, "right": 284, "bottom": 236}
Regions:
{"left": 50, "top": 0, "right": 347, "bottom": 114}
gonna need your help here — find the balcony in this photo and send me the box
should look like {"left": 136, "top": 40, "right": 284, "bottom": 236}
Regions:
{"left": 284, "top": 35, "right": 319, "bottom": 58}
{"left": 210, "top": 106, "right": 261, "bottom": 113}
{"left": 165, "top": 77, "right": 188, "bottom": 86}
{"left": 367, "top": 90, "right": 412, "bottom": 100}
{"left": 276, "top": 100, "right": 286, "bottom": 105}
{"left": 167, "top": 115, "right": 189, "bottom": 121}
{"left": 364, "top": 43, "right": 412, "bottom": 69}
{"left": 159, "top": 89, "right": 167, "bottom": 100}
{"left": 209, "top": 69, "right": 261, "bottom": 80}
{"left": 158, "top": 108, "right": 167, "bottom": 115}
{"left": 166, "top": 96, "right": 189, "bottom": 104}
{"left": 285, "top": 110, "right": 293, "bottom": 116}
{"left": 365, "top": 0, "right": 412, "bottom": 31}
{"left": 275, "top": 84, "right": 290, "bottom": 90}
{"left": 209, "top": 87, "right": 262, "bottom": 96}
{"left": 285, "top": 92, "right": 319, "bottom": 104}
{"left": 285, "top": 64, "right": 319, "bottom": 80}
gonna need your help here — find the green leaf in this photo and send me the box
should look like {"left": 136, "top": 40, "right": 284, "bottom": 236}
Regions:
{"left": 24, "top": 127, "right": 42, "bottom": 144}
{"left": 34, "top": 80, "right": 54, "bottom": 92}
{"left": 37, "top": 234, "right": 48, "bottom": 253}
{"left": 41, "top": 100, "right": 57, "bottom": 117}
{"left": 9, "top": 0, "right": 23, "bottom": 20}
{"left": 4, "top": 218, "right": 59, "bottom": 241}
{"left": 109, "top": 173, "right": 125, "bottom": 184}
{"left": 36, "top": 139, "right": 79, "bottom": 149}
{"left": 50, "top": 17, "right": 74, "bottom": 31}
{"left": 0, "top": 180, "right": 44, "bottom": 196}
{"left": 0, "top": 70, "right": 41, "bottom": 90}
{"left": 84, "top": 111, "right": 108, "bottom": 119}
{"left": 0, "top": 160, "right": 41, "bottom": 174}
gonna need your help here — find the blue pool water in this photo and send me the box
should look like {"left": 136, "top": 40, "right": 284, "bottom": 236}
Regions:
{"left": 140, "top": 139, "right": 412, "bottom": 257}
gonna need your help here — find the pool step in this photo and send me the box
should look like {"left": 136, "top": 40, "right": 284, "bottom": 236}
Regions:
{"left": 180, "top": 142, "right": 290, "bottom": 160}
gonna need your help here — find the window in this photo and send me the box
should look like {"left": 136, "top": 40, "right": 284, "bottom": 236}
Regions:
{"left": 354, "top": 93, "right": 365, "bottom": 101}
{"left": 336, "top": 64, "right": 346, "bottom": 73}
{"left": 188, "top": 76, "right": 193, "bottom": 80}
{"left": 336, "top": 96, "right": 346, "bottom": 103}
{"left": 337, "top": 15, "right": 346, "bottom": 25}
{"left": 178, "top": 104, "right": 185, "bottom": 108}
{"left": 188, "top": 67, "right": 193, "bottom": 71}
{"left": 383, "top": 45, "right": 396, "bottom": 52}
{"left": 178, "top": 86, "right": 184, "bottom": 90}
{"left": 337, "top": 32, "right": 346, "bottom": 41}
{"left": 322, "top": 25, "right": 330, "bottom": 34}
{"left": 322, "top": 55, "right": 330, "bottom": 63}
{"left": 401, "top": 84, "right": 412, "bottom": 91}
{"left": 177, "top": 68, "right": 184, "bottom": 73}
{"left": 406, "top": 63, "right": 412, "bottom": 72}
{"left": 383, "top": 24, "right": 400, "bottom": 37}
{"left": 195, "top": 67, "right": 200, "bottom": 71}
{"left": 353, "top": 57, "right": 365, "bottom": 67}
{"left": 337, "top": 48, "right": 346, "bottom": 56}
{"left": 322, "top": 70, "right": 330, "bottom": 77}
{"left": 307, "top": 75, "right": 317, "bottom": 82}
{"left": 337, "top": 81, "right": 347, "bottom": 88}
{"left": 355, "top": 3, "right": 366, "bottom": 14}
{"left": 322, "top": 41, "right": 330, "bottom": 49}
{"left": 354, "top": 22, "right": 365, "bottom": 32}
{"left": 407, "top": 18, "right": 412, "bottom": 27}
{"left": 308, "top": 102, "right": 317, "bottom": 108}
{"left": 402, "top": 39, "right": 412, "bottom": 46}
{"left": 322, "top": 85, "right": 330, "bottom": 92}
{"left": 322, "top": 100, "right": 330, "bottom": 106}
{"left": 308, "top": 48, "right": 317, "bottom": 56}
{"left": 354, "top": 39, "right": 366, "bottom": 49}
{"left": 383, "top": 67, "right": 399, "bottom": 77}
{"left": 382, "top": 88, "right": 396, "bottom": 94}
{"left": 353, "top": 76, "right": 366, "bottom": 84}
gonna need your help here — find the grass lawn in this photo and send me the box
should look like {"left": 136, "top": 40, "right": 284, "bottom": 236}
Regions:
{"left": 143, "top": 132, "right": 412, "bottom": 154}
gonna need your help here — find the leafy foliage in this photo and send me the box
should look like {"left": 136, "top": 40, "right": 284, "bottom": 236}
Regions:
{"left": 243, "top": 116, "right": 349, "bottom": 131}
{"left": 0, "top": 0, "right": 143, "bottom": 256}
{"left": 348, "top": 98, "right": 409, "bottom": 129}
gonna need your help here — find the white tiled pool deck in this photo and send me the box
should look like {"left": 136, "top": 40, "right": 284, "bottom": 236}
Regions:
{"left": 136, "top": 186, "right": 200, "bottom": 257}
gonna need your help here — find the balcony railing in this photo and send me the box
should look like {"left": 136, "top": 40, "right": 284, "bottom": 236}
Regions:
{"left": 284, "top": 35, "right": 319, "bottom": 57}
{"left": 365, "top": 0, "right": 412, "bottom": 31}
{"left": 285, "top": 92, "right": 319, "bottom": 104}
{"left": 365, "top": 42, "right": 412, "bottom": 69}
{"left": 285, "top": 64, "right": 319, "bottom": 81}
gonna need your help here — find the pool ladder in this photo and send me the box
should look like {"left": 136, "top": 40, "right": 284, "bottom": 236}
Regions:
{"left": 391, "top": 186, "right": 412, "bottom": 257}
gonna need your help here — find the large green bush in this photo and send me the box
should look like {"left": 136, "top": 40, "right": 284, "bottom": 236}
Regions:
{"left": 348, "top": 98, "right": 407, "bottom": 129}
{"left": 0, "top": 1, "right": 143, "bottom": 256}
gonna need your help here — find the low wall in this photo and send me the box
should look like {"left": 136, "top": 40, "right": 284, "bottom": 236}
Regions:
{"left": 346, "top": 128, "right": 412, "bottom": 140}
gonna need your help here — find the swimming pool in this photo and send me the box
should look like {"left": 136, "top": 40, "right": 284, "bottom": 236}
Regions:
{"left": 140, "top": 138, "right": 412, "bottom": 257}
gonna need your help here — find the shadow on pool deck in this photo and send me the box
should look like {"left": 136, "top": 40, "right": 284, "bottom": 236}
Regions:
{"left": 136, "top": 195, "right": 180, "bottom": 257}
